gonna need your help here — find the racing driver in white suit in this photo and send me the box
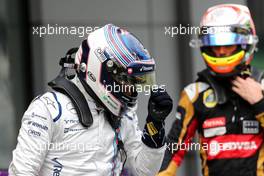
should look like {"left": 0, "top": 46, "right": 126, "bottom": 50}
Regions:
{"left": 8, "top": 24, "right": 173, "bottom": 176}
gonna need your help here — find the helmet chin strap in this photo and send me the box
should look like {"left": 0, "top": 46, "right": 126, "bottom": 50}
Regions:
{"left": 123, "top": 92, "right": 138, "bottom": 108}
{"left": 113, "top": 80, "right": 138, "bottom": 109}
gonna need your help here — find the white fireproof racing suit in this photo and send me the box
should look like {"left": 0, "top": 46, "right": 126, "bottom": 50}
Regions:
{"left": 9, "top": 78, "right": 165, "bottom": 176}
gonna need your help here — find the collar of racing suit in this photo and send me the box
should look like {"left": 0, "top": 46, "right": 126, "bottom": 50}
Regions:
{"left": 197, "top": 66, "right": 264, "bottom": 105}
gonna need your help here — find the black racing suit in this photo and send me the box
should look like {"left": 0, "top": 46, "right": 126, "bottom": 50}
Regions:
{"left": 160, "top": 68, "right": 264, "bottom": 176}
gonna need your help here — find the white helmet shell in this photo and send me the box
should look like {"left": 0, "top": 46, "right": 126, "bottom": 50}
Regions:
{"left": 200, "top": 4, "right": 255, "bottom": 34}
{"left": 75, "top": 24, "right": 155, "bottom": 116}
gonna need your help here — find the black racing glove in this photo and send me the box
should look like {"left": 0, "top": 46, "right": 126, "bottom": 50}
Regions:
{"left": 142, "top": 88, "right": 173, "bottom": 148}
{"left": 148, "top": 88, "right": 173, "bottom": 122}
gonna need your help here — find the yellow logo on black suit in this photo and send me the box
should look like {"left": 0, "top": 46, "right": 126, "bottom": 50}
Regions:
{"left": 146, "top": 122, "right": 158, "bottom": 136}
{"left": 203, "top": 89, "right": 217, "bottom": 108}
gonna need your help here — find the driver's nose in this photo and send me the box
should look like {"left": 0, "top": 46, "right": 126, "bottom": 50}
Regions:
{"left": 212, "top": 45, "right": 238, "bottom": 57}
{"left": 214, "top": 46, "right": 228, "bottom": 57}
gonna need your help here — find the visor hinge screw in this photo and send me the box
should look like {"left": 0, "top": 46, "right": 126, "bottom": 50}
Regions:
{"left": 107, "top": 60, "right": 114, "bottom": 68}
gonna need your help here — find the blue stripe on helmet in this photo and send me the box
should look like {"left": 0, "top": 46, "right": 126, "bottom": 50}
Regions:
{"left": 110, "top": 26, "right": 135, "bottom": 62}
{"left": 104, "top": 25, "right": 128, "bottom": 66}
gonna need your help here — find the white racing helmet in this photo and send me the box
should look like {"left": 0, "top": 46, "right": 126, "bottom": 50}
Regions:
{"left": 75, "top": 24, "right": 156, "bottom": 116}
{"left": 190, "top": 4, "right": 259, "bottom": 77}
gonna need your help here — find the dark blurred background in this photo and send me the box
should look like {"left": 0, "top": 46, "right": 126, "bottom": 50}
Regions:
{"left": 0, "top": 0, "right": 263, "bottom": 175}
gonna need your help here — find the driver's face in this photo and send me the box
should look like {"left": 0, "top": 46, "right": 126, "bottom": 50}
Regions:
{"left": 211, "top": 45, "right": 238, "bottom": 57}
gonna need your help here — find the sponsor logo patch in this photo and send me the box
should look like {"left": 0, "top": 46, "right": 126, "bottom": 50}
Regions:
{"left": 87, "top": 71, "right": 96, "bottom": 82}
{"left": 43, "top": 96, "right": 56, "bottom": 109}
{"left": 202, "top": 134, "right": 263, "bottom": 160}
{"left": 64, "top": 128, "right": 85, "bottom": 133}
{"left": 31, "top": 112, "right": 47, "bottom": 120}
{"left": 139, "top": 66, "right": 153, "bottom": 72}
{"left": 204, "top": 126, "right": 226, "bottom": 138}
{"left": 102, "top": 94, "right": 119, "bottom": 110}
{"left": 203, "top": 117, "right": 226, "bottom": 137}
{"left": 242, "top": 120, "right": 259, "bottom": 134}
{"left": 94, "top": 47, "right": 107, "bottom": 63}
{"left": 52, "top": 158, "right": 63, "bottom": 175}
{"left": 64, "top": 119, "right": 79, "bottom": 124}
{"left": 209, "top": 140, "right": 257, "bottom": 157}
{"left": 203, "top": 89, "right": 217, "bottom": 108}
{"left": 28, "top": 129, "right": 41, "bottom": 137}
{"left": 28, "top": 121, "right": 48, "bottom": 131}
{"left": 203, "top": 117, "right": 226, "bottom": 129}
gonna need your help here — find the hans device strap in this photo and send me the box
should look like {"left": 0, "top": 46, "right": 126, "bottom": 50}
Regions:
{"left": 48, "top": 48, "right": 93, "bottom": 128}
{"left": 48, "top": 47, "right": 125, "bottom": 131}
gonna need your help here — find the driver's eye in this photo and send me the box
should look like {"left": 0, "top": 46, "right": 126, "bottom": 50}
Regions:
{"left": 202, "top": 45, "right": 239, "bottom": 57}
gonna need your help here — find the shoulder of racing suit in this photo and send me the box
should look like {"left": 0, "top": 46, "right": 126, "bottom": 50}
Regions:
{"left": 35, "top": 91, "right": 69, "bottom": 123}
{"left": 183, "top": 82, "right": 210, "bottom": 103}
{"left": 194, "top": 67, "right": 264, "bottom": 105}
